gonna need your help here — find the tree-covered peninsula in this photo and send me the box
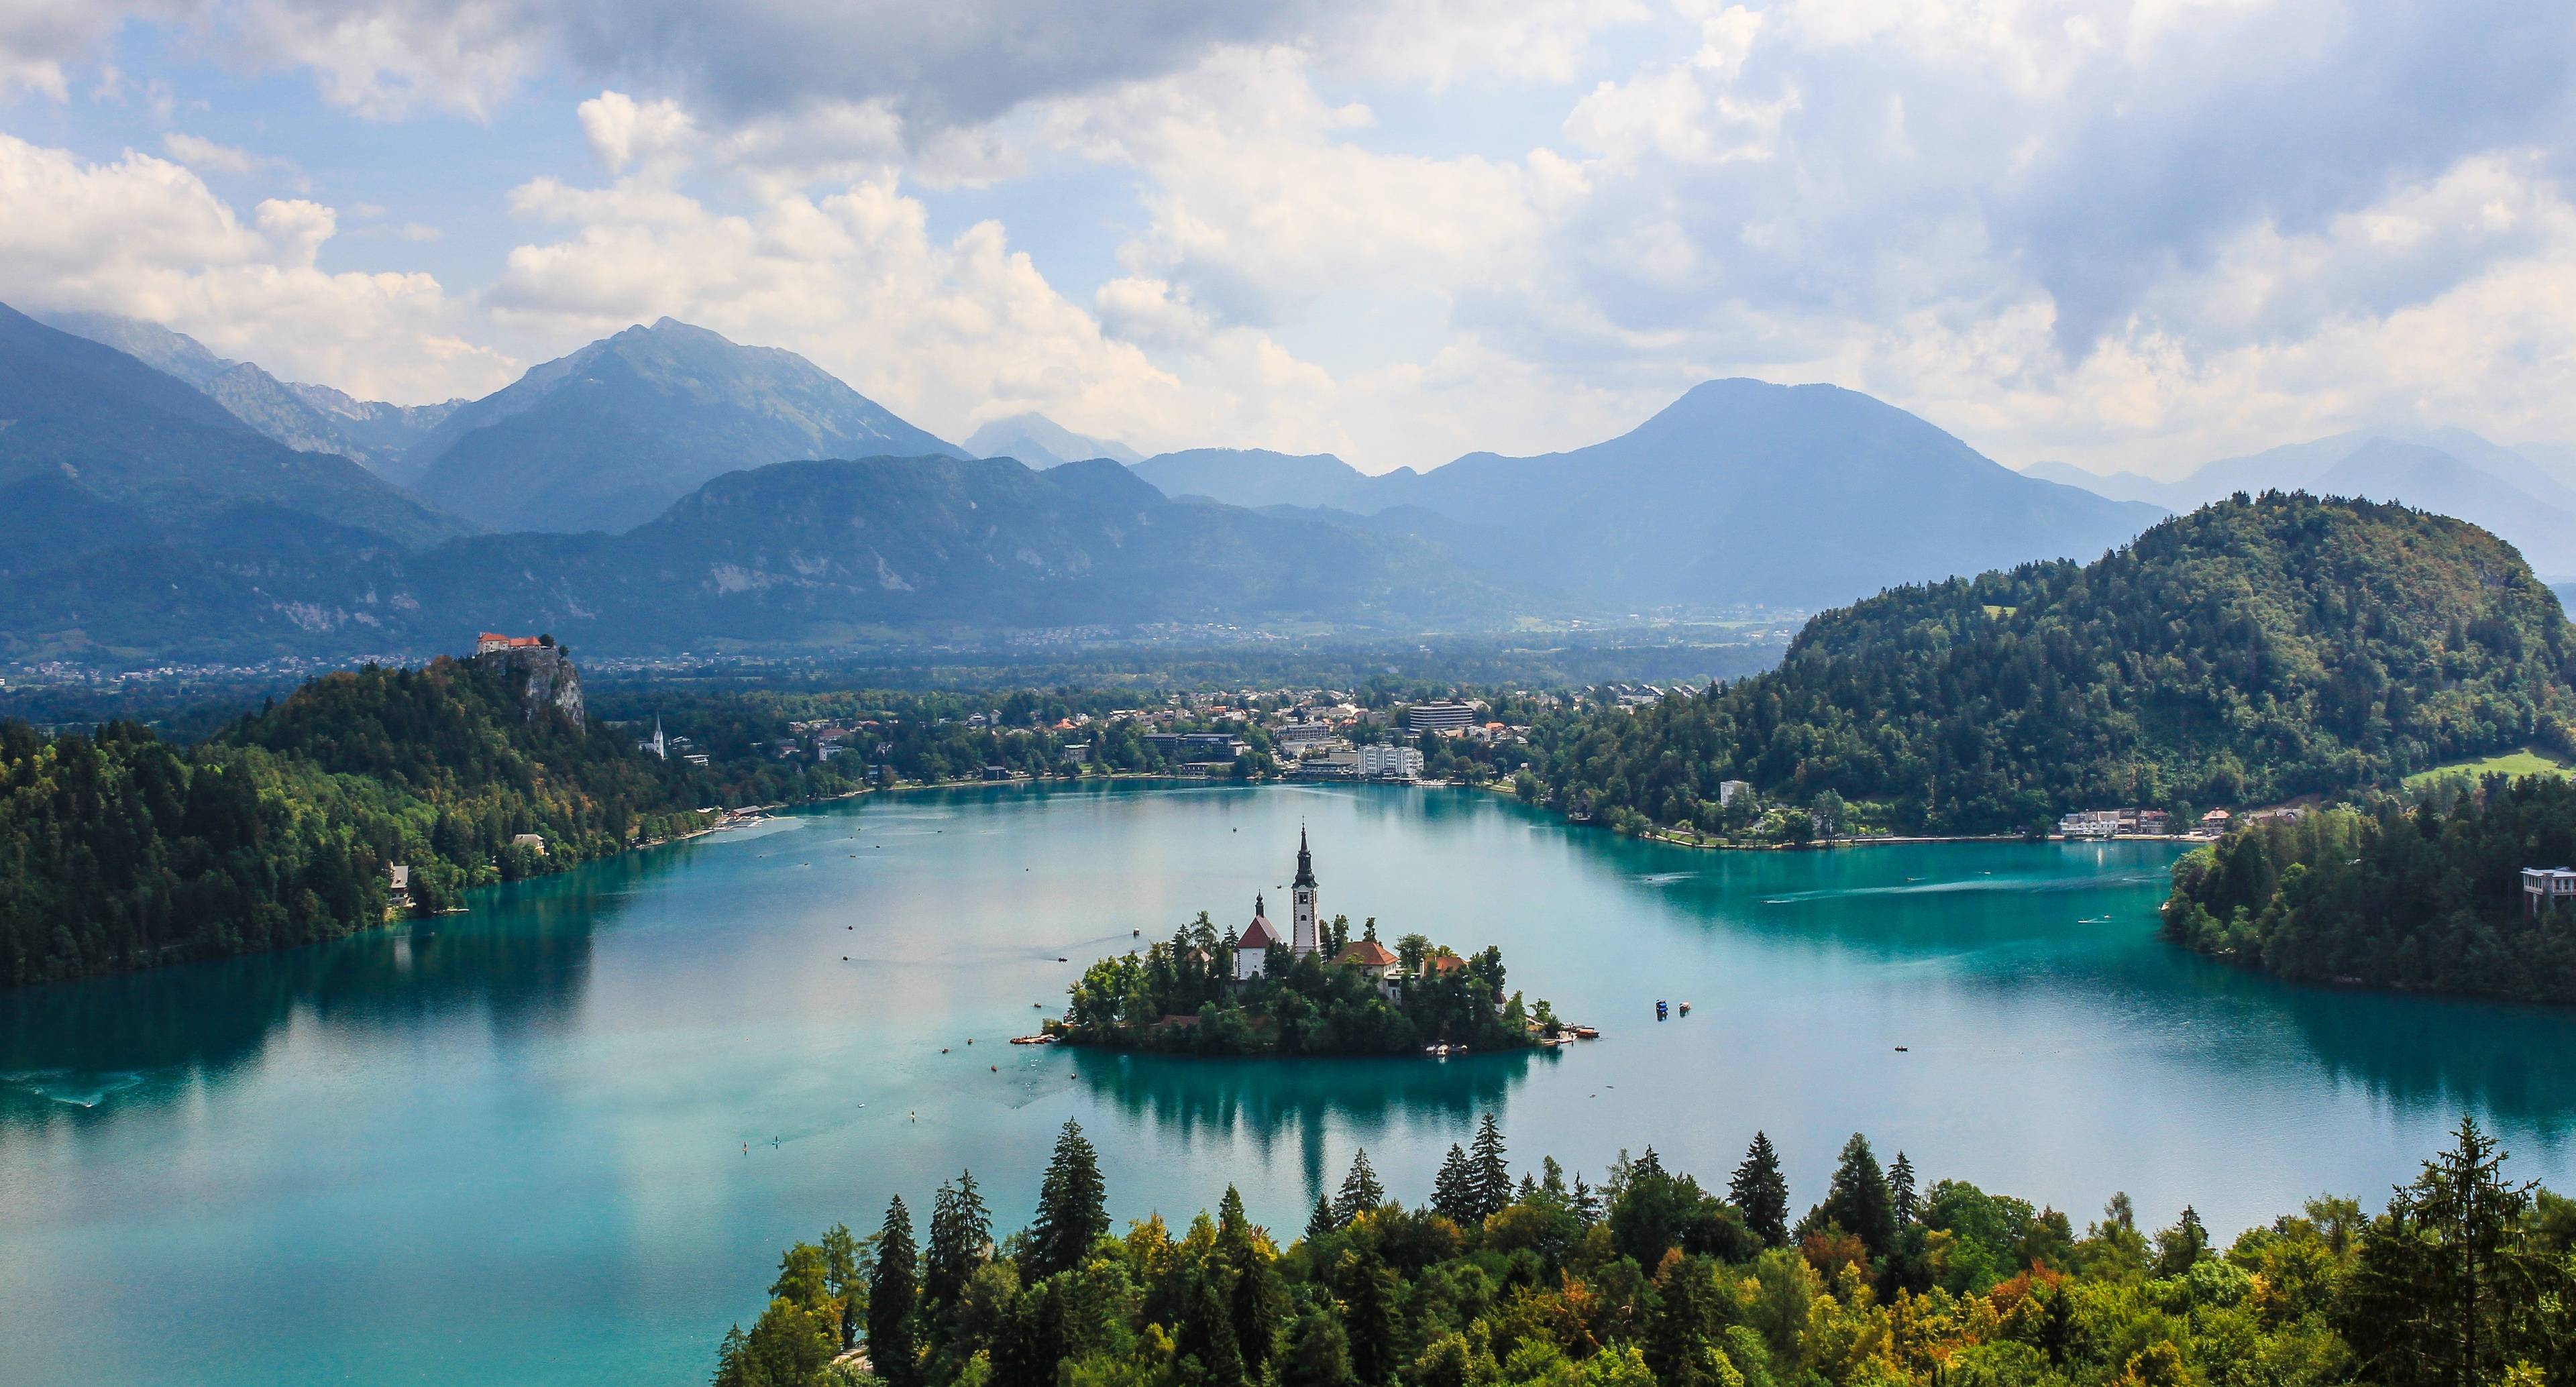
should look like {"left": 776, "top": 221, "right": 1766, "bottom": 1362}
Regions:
{"left": 2163, "top": 775, "right": 2576, "bottom": 1004}
{"left": 1512, "top": 494, "right": 2576, "bottom": 837}
{"left": 713, "top": 1113, "right": 2576, "bottom": 1387}
{"left": 0, "top": 647, "right": 849, "bottom": 987}
{"left": 1059, "top": 916, "right": 1550, "bottom": 1056}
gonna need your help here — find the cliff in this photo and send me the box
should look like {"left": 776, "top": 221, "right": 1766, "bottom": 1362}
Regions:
{"left": 470, "top": 643, "right": 586, "bottom": 730}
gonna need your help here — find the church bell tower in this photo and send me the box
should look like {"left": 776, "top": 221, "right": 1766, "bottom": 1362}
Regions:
{"left": 1291, "top": 828, "right": 1320, "bottom": 956}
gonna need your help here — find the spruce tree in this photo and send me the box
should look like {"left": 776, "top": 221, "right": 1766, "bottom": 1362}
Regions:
{"left": 1335, "top": 1148, "right": 1386, "bottom": 1225}
{"left": 1887, "top": 1152, "right": 1918, "bottom": 1229}
{"left": 1179, "top": 1271, "right": 1247, "bottom": 1387}
{"left": 1432, "top": 1144, "right": 1477, "bottom": 1223}
{"left": 2339, "top": 1115, "right": 2564, "bottom": 1384}
{"left": 1305, "top": 1190, "right": 1338, "bottom": 1242}
{"left": 1026, "top": 1119, "right": 1108, "bottom": 1279}
{"left": 1729, "top": 1131, "right": 1790, "bottom": 1248}
{"left": 1468, "top": 1113, "right": 1511, "bottom": 1219}
{"left": 1218, "top": 1186, "right": 1287, "bottom": 1375}
{"left": 867, "top": 1195, "right": 920, "bottom": 1387}
{"left": 924, "top": 1170, "right": 991, "bottom": 1327}
{"left": 1819, "top": 1132, "right": 1896, "bottom": 1259}
{"left": 1571, "top": 1173, "right": 1601, "bottom": 1225}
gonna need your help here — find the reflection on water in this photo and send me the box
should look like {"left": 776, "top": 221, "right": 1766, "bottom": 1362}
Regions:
{"left": 0, "top": 849, "right": 678, "bottom": 1119}
{"left": 1071, "top": 1045, "right": 1550, "bottom": 1197}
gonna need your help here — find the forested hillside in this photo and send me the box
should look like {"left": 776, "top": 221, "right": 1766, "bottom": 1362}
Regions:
{"left": 0, "top": 655, "right": 845, "bottom": 987}
{"left": 2163, "top": 779, "right": 2576, "bottom": 1003}
{"left": 1519, "top": 493, "right": 2576, "bottom": 834}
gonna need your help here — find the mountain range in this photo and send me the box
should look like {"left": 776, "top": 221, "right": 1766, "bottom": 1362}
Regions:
{"left": 0, "top": 300, "right": 2258, "bottom": 664}
{"left": 2026, "top": 428, "right": 2576, "bottom": 577}
{"left": 398, "top": 319, "right": 969, "bottom": 533}
{"left": 1129, "top": 382, "right": 2163, "bottom": 612}
{"left": 44, "top": 310, "right": 465, "bottom": 473}
{"left": 0, "top": 304, "right": 471, "bottom": 557}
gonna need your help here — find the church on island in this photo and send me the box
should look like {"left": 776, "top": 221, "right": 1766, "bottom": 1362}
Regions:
{"left": 1233, "top": 830, "right": 1403, "bottom": 998}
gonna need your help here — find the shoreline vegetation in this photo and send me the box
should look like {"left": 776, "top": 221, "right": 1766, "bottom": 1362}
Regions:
{"left": 2163, "top": 775, "right": 2576, "bottom": 1006}
{"left": 714, "top": 1113, "right": 2575, "bottom": 1387}
{"left": 1057, "top": 918, "right": 1556, "bottom": 1057}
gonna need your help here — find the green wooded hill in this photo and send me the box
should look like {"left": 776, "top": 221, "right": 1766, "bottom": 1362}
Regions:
{"left": 1523, "top": 493, "right": 2576, "bottom": 834}
{"left": 2164, "top": 781, "right": 2576, "bottom": 1003}
{"left": 0, "top": 654, "right": 826, "bottom": 987}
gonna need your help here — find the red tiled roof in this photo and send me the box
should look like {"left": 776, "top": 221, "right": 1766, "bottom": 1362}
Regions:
{"left": 1337, "top": 939, "right": 1399, "bottom": 968}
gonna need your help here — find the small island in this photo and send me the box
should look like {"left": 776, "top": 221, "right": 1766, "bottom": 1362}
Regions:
{"left": 1055, "top": 830, "right": 1562, "bottom": 1056}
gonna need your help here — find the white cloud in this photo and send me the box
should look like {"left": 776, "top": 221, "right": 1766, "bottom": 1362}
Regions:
{"left": 0, "top": 133, "right": 513, "bottom": 400}
{"left": 578, "top": 89, "right": 694, "bottom": 174}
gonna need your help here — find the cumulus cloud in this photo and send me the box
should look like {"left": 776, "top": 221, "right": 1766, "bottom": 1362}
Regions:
{"left": 0, "top": 133, "right": 513, "bottom": 400}
{"left": 23, "top": 0, "right": 2576, "bottom": 477}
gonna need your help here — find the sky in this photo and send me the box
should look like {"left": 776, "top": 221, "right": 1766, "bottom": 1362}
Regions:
{"left": 3, "top": 0, "right": 2575, "bottom": 478}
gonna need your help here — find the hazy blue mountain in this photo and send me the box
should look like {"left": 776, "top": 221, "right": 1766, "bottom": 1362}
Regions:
{"left": 278, "top": 380, "right": 462, "bottom": 457}
{"left": 1131, "top": 448, "right": 1400, "bottom": 511}
{"left": 0, "top": 302, "right": 472, "bottom": 551}
{"left": 1136, "top": 383, "right": 2159, "bottom": 610}
{"left": 964, "top": 412, "right": 1143, "bottom": 467}
{"left": 2033, "top": 429, "right": 2576, "bottom": 576}
{"left": 1393, "top": 380, "right": 2165, "bottom": 609}
{"left": 2020, "top": 460, "right": 2174, "bottom": 506}
{"left": 42, "top": 310, "right": 460, "bottom": 471}
{"left": 405, "top": 319, "right": 967, "bottom": 533}
{"left": 0, "top": 455, "right": 1520, "bottom": 663}
{"left": 2312, "top": 439, "right": 2576, "bottom": 575}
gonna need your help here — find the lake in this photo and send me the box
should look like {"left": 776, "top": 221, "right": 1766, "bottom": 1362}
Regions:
{"left": 6, "top": 781, "right": 2576, "bottom": 1384}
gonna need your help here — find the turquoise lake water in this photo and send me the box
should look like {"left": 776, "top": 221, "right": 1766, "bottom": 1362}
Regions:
{"left": 7, "top": 781, "right": 2576, "bottom": 1384}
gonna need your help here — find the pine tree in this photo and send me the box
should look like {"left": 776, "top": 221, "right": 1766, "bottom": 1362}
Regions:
{"left": 1571, "top": 1173, "right": 1601, "bottom": 1225}
{"left": 2339, "top": 1115, "right": 2566, "bottom": 1384}
{"left": 924, "top": 1169, "right": 991, "bottom": 1329}
{"left": 1888, "top": 1152, "right": 1918, "bottom": 1229}
{"left": 1335, "top": 1148, "right": 1386, "bottom": 1225}
{"left": 1026, "top": 1119, "right": 1108, "bottom": 1280}
{"left": 1729, "top": 1131, "right": 1790, "bottom": 1248}
{"left": 1218, "top": 1185, "right": 1287, "bottom": 1375}
{"left": 1305, "top": 1190, "right": 1338, "bottom": 1242}
{"left": 1179, "top": 1270, "right": 1247, "bottom": 1387}
{"left": 1431, "top": 1144, "right": 1477, "bottom": 1223}
{"left": 1468, "top": 1113, "right": 1511, "bottom": 1219}
{"left": 1819, "top": 1132, "right": 1896, "bottom": 1259}
{"left": 868, "top": 1195, "right": 920, "bottom": 1387}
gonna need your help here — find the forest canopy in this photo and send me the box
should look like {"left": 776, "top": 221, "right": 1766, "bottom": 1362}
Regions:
{"left": 712, "top": 1114, "right": 2576, "bottom": 1387}
{"left": 1513, "top": 494, "right": 2576, "bottom": 836}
